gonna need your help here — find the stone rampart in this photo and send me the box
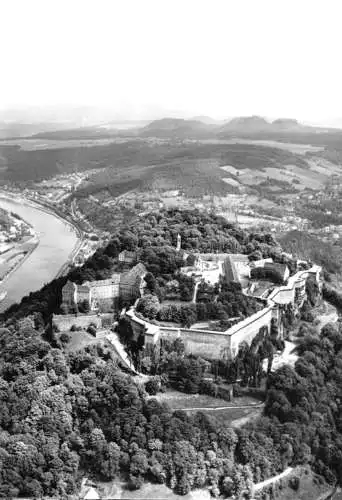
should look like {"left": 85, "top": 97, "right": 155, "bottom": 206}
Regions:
{"left": 180, "top": 328, "right": 231, "bottom": 358}
{"left": 123, "top": 264, "right": 322, "bottom": 359}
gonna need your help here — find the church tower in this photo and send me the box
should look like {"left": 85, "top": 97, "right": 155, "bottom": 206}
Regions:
{"left": 176, "top": 234, "right": 181, "bottom": 252}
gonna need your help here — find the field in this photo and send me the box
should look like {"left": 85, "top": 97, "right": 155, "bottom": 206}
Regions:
{"left": 0, "top": 137, "right": 130, "bottom": 150}
{"left": 261, "top": 467, "right": 333, "bottom": 500}
{"left": 0, "top": 138, "right": 324, "bottom": 193}
{"left": 58, "top": 330, "right": 105, "bottom": 353}
{"left": 215, "top": 138, "right": 325, "bottom": 154}
{"left": 98, "top": 480, "right": 211, "bottom": 500}
{"left": 155, "top": 390, "right": 264, "bottom": 427}
{"left": 95, "top": 467, "right": 334, "bottom": 500}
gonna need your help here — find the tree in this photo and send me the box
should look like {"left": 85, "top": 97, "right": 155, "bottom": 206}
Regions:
{"left": 79, "top": 299, "right": 90, "bottom": 314}
{"left": 60, "top": 333, "right": 71, "bottom": 345}
{"left": 145, "top": 378, "right": 159, "bottom": 395}
{"left": 144, "top": 273, "right": 157, "bottom": 293}
{"left": 101, "top": 442, "right": 121, "bottom": 480}
{"left": 136, "top": 295, "right": 160, "bottom": 320}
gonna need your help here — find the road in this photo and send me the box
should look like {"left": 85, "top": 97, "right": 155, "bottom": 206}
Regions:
{"left": 254, "top": 467, "right": 293, "bottom": 492}
{"left": 177, "top": 402, "right": 264, "bottom": 411}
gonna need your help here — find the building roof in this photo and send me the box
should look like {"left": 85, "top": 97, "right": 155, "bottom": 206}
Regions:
{"left": 119, "top": 250, "right": 136, "bottom": 259}
{"left": 197, "top": 253, "right": 230, "bottom": 261}
{"left": 63, "top": 280, "right": 77, "bottom": 290}
{"left": 264, "top": 262, "right": 289, "bottom": 279}
{"left": 80, "top": 486, "right": 100, "bottom": 500}
{"left": 83, "top": 272, "right": 121, "bottom": 289}
{"left": 124, "top": 263, "right": 147, "bottom": 279}
{"left": 224, "top": 254, "right": 249, "bottom": 282}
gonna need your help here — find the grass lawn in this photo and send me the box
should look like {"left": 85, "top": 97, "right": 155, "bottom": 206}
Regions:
{"left": 205, "top": 406, "right": 263, "bottom": 427}
{"left": 155, "top": 390, "right": 264, "bottom": 427}
{"left": 98, "top": 480, "right": 211, "bottom": 500}
{"left": 156, "top": 389, "right": 263, "bottom": 409}
{"left": 59, "top": 330, "right": 105, "bottom": 353}
{"left": 267, "top": 467, "right": 332, "bottom": 500}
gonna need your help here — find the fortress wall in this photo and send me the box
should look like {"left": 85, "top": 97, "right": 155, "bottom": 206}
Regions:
{"left": 267, "top": 269, "right": 312, "bottom": 306}
{"left": 159, "top": 326, "right": 181, "bottom": 342}
{"left": 123, "top": 264, "right": 322, "bottom": 360}
{"left": 179, "top": 329, "right": 230, "bottom": 359}
{"left": 159, "top": 306, "right": 274, "bottom": 359}
{"left": 229, "top": 307, "right": 273, "bottom": 355}
{"left": 269, "top": 286, "right": 295, "bottom": 305}
{"left": 130, "top": 318, "right": 146, "bottom": 342}
{"left": 53, "top": 313, "right": 102, "bottom": 332}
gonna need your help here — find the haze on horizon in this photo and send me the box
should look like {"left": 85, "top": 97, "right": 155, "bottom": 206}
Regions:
{"left": 1, "top": 0, "right": 342, "bottom": 127}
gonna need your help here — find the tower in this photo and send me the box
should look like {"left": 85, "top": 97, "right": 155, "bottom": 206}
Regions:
{"left": 176, "top": 234, "right": 181, "bottom": 252}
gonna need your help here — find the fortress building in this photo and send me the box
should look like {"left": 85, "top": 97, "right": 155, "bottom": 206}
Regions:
{"left": 118, "top": 250, "right": 137, "bottom": 265}
{"left": 62, "top": 263, "right": 147, "bottom": 312}
{"left": 181, "top": 253, "right": 251, "bottom": 287}
{"left": 125, "top": 255, "right": 322, "bottom": 360}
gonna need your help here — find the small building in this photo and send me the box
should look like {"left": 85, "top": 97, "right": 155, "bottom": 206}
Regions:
{"left": 118, "top": 250, "right": 137, "bottom": 264}
{"left": 264, "top": 262, "right": 290, "bottom": 283}
{"left": 120, "top": 263, "right": 147, "bottom": 302}
{"left": 79, "top": 479, "right": 100, "bottom": 500}
{"left": 224, "top": 254, "right": 250, "bottom": 286}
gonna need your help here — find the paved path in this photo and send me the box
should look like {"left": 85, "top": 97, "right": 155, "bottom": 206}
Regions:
{"left": 106, "top": 332, "right": 139, "bottom": 374}
{"left": 192, "top": 280, "right": 200, "bottom": 303}
{"left": 254, "top": 467, "right": 293, "bottom": 492}
{"left": 177, "top": 402, "right": 264, "bottom": 411}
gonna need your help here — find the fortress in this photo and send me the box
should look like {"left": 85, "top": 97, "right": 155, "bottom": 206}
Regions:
{"left": 123, "top": 255, "right": 322, "bottom": 360}
{"left": 62, "top": 263, "right": 147, "bottom": 312}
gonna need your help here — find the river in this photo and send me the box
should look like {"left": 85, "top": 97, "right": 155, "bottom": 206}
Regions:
{"left": 0, "top": 195, "right": 79, "bottom": 312}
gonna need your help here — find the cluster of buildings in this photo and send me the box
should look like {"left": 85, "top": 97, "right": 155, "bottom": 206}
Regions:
{"left": 180, "top": 253, "right": 291, "bottom": 292}
{"left": 61, "top": 263, "right": 147, "bottom": 312}
{"left": 60, "top": 228, "right": 322, "bottom": 361}
{"left": 31, "top": 172, "right": 91, "bottom": 204}
{"left": 123, "top": 251, "right": 322, "bottom": 360}
{"left": 0, "top": 210, "right": 35, "bottom": 254}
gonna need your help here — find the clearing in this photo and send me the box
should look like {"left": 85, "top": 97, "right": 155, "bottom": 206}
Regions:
{"left": 259, "top": 466, "right": 333, "bottom": 500}
{"left": 98, "top": 480, "right": 211, "bottom": 500}
{"left": 59, "top": 330, "right": 105, "bottom": 353}
{"left": 155, "top": 390, "right": 264, "bottom": 427}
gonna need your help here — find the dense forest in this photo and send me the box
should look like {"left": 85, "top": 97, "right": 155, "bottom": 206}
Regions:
{"left": 2, "top": 208, "right": 342, "bottom": 497}
{"left": 279, "top": 230, "right": 342, "bottom": 276}
{"left": 1, "top": 298, "right": 342, "bottom": 496}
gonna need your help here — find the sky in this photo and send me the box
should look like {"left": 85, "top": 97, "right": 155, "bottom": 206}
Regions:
{"left": 0, "top": 0, "right": 341, "bottom": 124}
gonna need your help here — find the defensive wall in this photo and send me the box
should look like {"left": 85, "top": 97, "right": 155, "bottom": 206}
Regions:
{"left": 125, "top": 305, "right": 276, "bottom": 359}
{"left": 267, "top": 266, "right": 321, "bottom": 306}
{"left": 123, "top": 264, "right": 322, "bottom": 359}
{"left": 52, "top": 312, "right": 113, "bottom": 332}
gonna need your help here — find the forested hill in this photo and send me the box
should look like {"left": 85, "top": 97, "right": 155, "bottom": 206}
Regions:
{"left": 1, "top": 209, "right": 342, "bottom": 497}
{"left": 0, "top": 209, "right": 283, "bottom": 324}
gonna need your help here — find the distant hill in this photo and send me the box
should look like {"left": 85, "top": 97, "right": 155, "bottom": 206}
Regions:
{"left": 271, "top": 118, "right": 302, "bottom": 130}
{"left": 31, "top": 126, "right": 122, "bottom": 141}
{"left": 0, "top": 121, "right": 73, "bottom": 139}
{"left": 219, "top": 115, "right": 271, "bottom": 133}
{"left": 139, "top": 117, "right": 216, "bottom": 138}
{"left": 191, "top": 115, "right": 227, "bottom": 125}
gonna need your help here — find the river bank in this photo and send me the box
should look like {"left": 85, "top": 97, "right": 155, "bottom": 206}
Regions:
{"left": 0, "top": 194, "right": 81, "bottom": 311}
{"left": 0, "top": 192, "right": 85, "bottom": 274}
{"left": 0, "top": 236, "right": 39, "bottom": 285}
